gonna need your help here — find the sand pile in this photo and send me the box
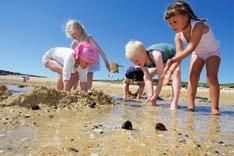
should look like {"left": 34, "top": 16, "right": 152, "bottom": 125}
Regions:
{"left": 0, "top": 86, "right": 115, "bottom": 108}
{"left": 0, "top": 84, "right": 12, "bottom": 102}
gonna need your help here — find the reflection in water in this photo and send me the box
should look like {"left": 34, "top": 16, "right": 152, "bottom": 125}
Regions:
{"left": 8, "top": 86, "right": 31, "bottom": 94}
{"left": 209, "top": 115, "right": 221, "bottom": 135}
{"left": 0, "top": 127, "right": 36, "bottom": 153}
{"left": 0, "top": 97, "right": 234, "bottom": 155}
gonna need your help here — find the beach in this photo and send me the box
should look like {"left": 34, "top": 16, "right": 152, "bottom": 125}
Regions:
{"left": 0, "top": 75, "right": 234, "bottom": 155}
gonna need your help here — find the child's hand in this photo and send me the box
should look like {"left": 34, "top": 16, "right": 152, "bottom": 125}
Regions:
{"left": 162, "top": 70, "right": 172, "bottom": 85}
{"left": 164, "top": 59, "right": 173, "bottom": 72}
{"left": 146, "top": 96, "right": 157, "bottom": 106}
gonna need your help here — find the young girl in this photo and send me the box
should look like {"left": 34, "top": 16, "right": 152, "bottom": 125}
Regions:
{"left": 163, "top": 1, "right": 221, "bottom": 114}
{"left": 42, "top": 41, "right": 98, "bottom": 92}
{"left": 65, "top": 19, "right": 110, "bottom": 90}
{"left": 123, "top": 66, "right": 145, "bottom": 100}
{"left": 125, "top": 40, "right": 181, "bottom": 110}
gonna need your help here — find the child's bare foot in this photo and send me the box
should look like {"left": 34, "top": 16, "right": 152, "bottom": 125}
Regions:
{"left": 170, "top": 104, "right": 178, "bottom": 110}
{"left": 211, "top": 109, "right": 220, "bottom": 115}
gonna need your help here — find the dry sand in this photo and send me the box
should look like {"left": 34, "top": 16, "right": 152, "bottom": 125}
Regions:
{"left": 0, "top": 75, "right": 234, "bottom": 155}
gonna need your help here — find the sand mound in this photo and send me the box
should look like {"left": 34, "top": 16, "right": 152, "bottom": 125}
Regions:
{"left": 0, "top": 86, "right": 115, "bottom": 108}
{"left": 0, "top": 84, "right": 12, "bottom": 102}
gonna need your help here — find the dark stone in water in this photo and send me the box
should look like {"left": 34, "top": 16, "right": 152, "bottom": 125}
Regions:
{"left": 155, "top": 123, "right": 167, "bottom": 131}
{"left": 121, "top": 120, "right": 133, "bottom": 130}
{"left": 30, "top": 104, "right": 40, "bottom": 110}
{"left": 18, "top": 85, "right": 25, "bottom": 88}
{"left": 89, "top": 102, "right": 96, "bottom": 108}
{"left": 94, "top": 125, "right": 99, "bottom": 129}
{"left": 69, "top": 147, "right": 79, "bottom": 152}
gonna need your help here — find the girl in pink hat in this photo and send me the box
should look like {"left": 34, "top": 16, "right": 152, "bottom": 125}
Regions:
{"left": 65, "top": 19, "right": 110, "bottom": 90}
{"left": 42, "top": 42, "right": 98, "bottom": 91}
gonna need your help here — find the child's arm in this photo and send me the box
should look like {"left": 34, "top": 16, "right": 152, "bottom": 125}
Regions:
{"left": 148, "top": 51, "right": 164, "bottom": 104}
{"left": 62, "top": 58, "right": 75, "bottom": 91}
{"left": 166, "top": 22, "right": 206, "bottom": 72}
{"left": 162, "top": 61, "right": 180, "bottom": 85}
{"left": 123, "top": 78, "right": 130, "bottom": 99}
{"left": 136, "top": 81, "right": 145, "bottom": 99}
{"left": 161, "top": 34, "right": 183, "bottom": 84}
{"left": 141, "top": 67, "right": 154, "bottom": 101}
{"left": 89, "top": 37, "right": 110, "bottom": 71}
{"left": 78, "top": 68, "right": 89, "bottom": 92}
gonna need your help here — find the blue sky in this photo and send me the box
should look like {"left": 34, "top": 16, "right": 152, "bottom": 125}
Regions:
{"left": 0, "top": 0, "right": 233, "bottom": 83}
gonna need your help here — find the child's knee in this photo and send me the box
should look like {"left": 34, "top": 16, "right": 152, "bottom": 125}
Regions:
{"left": 189, "top": 72, "right": 199, "bottom": 82}
{"left": 206, "top": 75, "right": 218, "bottom": 85}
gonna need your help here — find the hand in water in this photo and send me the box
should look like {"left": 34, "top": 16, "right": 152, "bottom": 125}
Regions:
{"left": 146, "top": 96, "right": 157, "bottom": 106}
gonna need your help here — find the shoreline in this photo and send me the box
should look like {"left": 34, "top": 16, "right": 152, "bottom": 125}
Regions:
{"left": 1, "top": 75, "right": 234, "bottom": 106}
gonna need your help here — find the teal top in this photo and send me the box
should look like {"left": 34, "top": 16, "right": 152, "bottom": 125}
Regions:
{"left": 145, "top": 43, "right": 176, "bottom": 68}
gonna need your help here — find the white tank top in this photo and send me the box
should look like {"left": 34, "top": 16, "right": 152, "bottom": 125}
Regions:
{"left": 181, "top": 20, "right": 220, "bottom": 53}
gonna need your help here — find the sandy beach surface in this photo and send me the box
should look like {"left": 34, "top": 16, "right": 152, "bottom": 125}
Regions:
{"left": 0, "top": 75, "right": 234, "bottom": 155}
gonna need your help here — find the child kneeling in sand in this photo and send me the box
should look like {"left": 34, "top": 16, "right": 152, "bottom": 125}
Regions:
{"left": 125, "top": 40, "right": 181, "bottom": 109}
{"left": 123, "top": 66, "right": 145, "bottom": 100}
{"left": 42, "top": 41, "right": 98, "bottom": 92}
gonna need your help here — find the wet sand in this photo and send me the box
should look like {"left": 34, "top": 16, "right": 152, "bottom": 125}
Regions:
{"left": 0, "top": 75, "right": 234, "bottom": 155}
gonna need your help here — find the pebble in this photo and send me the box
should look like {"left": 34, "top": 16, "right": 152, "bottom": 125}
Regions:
{"left": 121, "top": 120, "right": 133, "bottom": 130}
{"left": 24, "top": 114, "right": 31, "bottom": 118}
{"left": 69, "top": 147, "right": 79, "bottom": 152}
{"left": 89, "top": 102, "right": 96, "bottom": 108}
{"left": 155, "top": 123, "right": 167, "bottom": 131}
{"left": 49, "top": 115, "right": 54, "bottom": 118}
{"left": 30, "top": 104, "right": 40, "bottom": 110}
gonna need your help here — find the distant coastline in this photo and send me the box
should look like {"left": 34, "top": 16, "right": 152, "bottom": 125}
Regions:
{"left": 1, "top": 69, "right": 233, "bottom": 88}
{"left": 0, "top": 70, "right": 46, "bottom": 78}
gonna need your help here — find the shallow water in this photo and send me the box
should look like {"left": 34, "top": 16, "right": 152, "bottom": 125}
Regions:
{"left": 8, "top": 86, "right": 31, "bottom": 94}
{"left": 0, "top": 97, "right": 234, "bottom": 155}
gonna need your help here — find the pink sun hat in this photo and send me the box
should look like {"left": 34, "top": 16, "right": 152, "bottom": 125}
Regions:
{"left": 73, "top": 41, "right": 99, "bottom": 64}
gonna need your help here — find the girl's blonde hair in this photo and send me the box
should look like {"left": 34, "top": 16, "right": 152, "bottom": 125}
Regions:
{"left": 125, "top": 40, "right": 145, "bottom": 59}
{"left": 65, "top": 19, "right": 89, "bottom": 41}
